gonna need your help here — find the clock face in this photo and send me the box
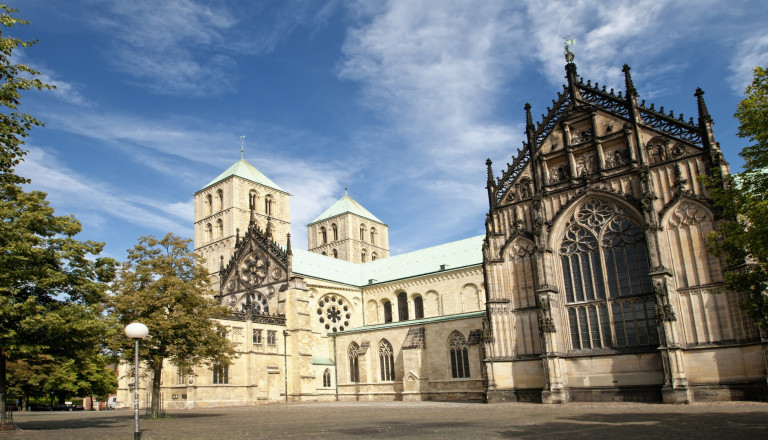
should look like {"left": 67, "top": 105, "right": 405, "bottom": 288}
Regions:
{"left": 240, "top": 253, "right": 267, "bottom": 287}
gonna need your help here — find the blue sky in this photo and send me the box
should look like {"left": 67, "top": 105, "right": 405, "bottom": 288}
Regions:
{"left": 10, "top": 0, "right": 768, "bottom": 261}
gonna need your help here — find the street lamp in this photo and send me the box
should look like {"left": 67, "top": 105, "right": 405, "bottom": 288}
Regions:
{"left": 125, "top": 322, "right": 149, "bottom": 440}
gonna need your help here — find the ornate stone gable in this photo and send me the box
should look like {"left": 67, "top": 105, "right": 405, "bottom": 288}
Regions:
{"left": 218, "top": 219, "right": 291, "bottom": 314}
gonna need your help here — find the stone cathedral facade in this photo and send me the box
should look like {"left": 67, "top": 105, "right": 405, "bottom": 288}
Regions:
{"left": 483, "top": 57, "right": 765, "bottom": 403}
{"left": 116, "top": 57, "right": 766, "bottom": 408}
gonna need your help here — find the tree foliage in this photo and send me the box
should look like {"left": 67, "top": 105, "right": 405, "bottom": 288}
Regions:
{"left": 0, "top": 5, "right": 52, "bottom": 185}
{"left": 111, "top": 234, "right": 236, "bottom": 417}
{"left": 704, "top": 66, "right": 768, "bottom": 331}
{"left": 0, "top": 6, "right": 116, "bottom": 422}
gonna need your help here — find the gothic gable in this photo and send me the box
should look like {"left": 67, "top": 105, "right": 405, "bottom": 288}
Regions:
{"left": 488, "top": 62, "right": 716, "bottom": 211}
{"left": 219, "top": 221, "right": 291, "bottom": 312}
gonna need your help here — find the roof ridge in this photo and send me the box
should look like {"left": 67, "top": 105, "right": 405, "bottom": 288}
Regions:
{"left": 308, "top": 193, "right": 384, "bottom": 225}
{"left": 197, "top": 158, "right": 286, "bottom": 194}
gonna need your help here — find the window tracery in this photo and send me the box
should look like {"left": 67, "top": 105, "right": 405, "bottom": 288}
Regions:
{"left": 449, "top": 331, "right": 470, "bottom": 378}
{"left": 323, "top": 368, "right": 332, "bottom": 387}
{"left": 379, "top": 339, "right": 395, "bottom": 381}
{"left": 317, "top": 294, "right": 351, "bottom": 332}
{"left": 559, "top": 199, "right": 658, "bottom": 350}
{"left": 668, "top": 202, "right": 709, "bottom": 228}
{"left": 348, "top": 342, "right": 360, "bottom": 383}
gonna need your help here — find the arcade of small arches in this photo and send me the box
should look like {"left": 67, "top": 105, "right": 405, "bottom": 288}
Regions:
{"left": 366, "top": 284, "right": 483, "bottom": 325}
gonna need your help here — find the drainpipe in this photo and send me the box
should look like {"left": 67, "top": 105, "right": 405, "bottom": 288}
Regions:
{"left": 333, "top": 334, "right": 339, "bottom": 401}
{"left": 283, "top": 330, "right": 289, "bottom": 403}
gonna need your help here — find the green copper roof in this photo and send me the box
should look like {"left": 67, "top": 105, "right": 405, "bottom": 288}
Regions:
{"left": 198, "top": 158, "right": 286, "bottom": 194}
{"left": 292, "top": 235, "right": 484, "bottom": 286}
{"left": 308, "top": 194, "right": 384, "bottom": 225}
{"left": 331, "top": 311, "right": 484, "bottom": 335}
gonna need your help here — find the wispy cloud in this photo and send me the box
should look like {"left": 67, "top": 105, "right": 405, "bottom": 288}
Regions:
{"left": 339, "top": 0, "right": 525, "bottom": 241}
{"left": 729, "top": 33, "right": 768, "bottom": 93}
{"left": 37, "top": 108, "right": 347, "bottom": 250}
{"left": 88, "top": 0, "right": 338, "bottom": 96}
{"left": 17, "top": 147, "right": 193, "bottom": 237}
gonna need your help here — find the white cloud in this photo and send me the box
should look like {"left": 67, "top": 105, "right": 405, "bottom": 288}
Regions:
{"left": 729, "top": 33, "right": 768, "bottom": 93}
{"left": 87, "top": 0, "right": 337, "bottom": 96}
{"left": 17, "top": 147, "right": 193, "bottom": 237}
{"left": 338, "top": 0, "right": 525, "bottom": 239}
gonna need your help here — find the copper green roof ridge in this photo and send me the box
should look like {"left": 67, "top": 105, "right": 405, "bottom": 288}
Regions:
{"left": 291, "top": 235, "right": 484, "bottom": 286}
{"left": 330, "top": 311, "right": 484, "bottom": 335}
{"left": 308, "top": 194, "right": 384, "bottom": 225}
{"left": 197, "top": 158, "right": 287, "bottom": 194}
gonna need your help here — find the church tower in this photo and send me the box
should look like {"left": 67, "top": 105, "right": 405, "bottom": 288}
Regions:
{"left": 307, "top": 193, "right": 389, "bottom": 263}
{"left": 194, "top": 156, "right": 291, "bottom": 286}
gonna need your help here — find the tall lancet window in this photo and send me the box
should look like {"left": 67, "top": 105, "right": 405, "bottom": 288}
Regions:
{"left": 348, "top": 342, "right": 360, "bottom": 383}
{"left": 379, "top": 339, "right": 395, "bottom": 381}
{"left": 560, "top": 199, "right": 658, "bottom": 351}
{"left": 449, "top": 331, "right": 470, "bottom": 378}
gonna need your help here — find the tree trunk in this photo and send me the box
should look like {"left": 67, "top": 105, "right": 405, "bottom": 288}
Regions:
{"left": 0, "top": 351, "right": 6, "bottom": 423}
{"left": 150, "top": 362, "right": 163, "bottom": 417}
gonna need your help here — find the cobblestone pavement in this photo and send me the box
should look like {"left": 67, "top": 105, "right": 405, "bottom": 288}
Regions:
{"left": 4, "top": 401, "right": 768, "bottom": 439}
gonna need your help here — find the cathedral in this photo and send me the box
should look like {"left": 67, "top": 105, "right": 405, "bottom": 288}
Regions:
{"left": 116, "top": 53, "right": 766, "bottom": 408}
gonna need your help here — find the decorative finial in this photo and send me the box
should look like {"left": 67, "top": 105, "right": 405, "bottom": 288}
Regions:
{"left": 622, "top": 64, "right": 637, "bottom": 97}
{"left": 695, "top": 87, "right": 712, "bottom": 123}
{"left": 240, "top": 135, "right": 246, "bottom": 159}
{"left": 524, "top": 102, "right": 533, "bottom": 128}
{"left": 564, "top": 36, "right": 575, "bottom": 64}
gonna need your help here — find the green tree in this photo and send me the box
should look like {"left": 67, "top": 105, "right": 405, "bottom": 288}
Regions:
{"left": 111, "top": 234, "right": 236, "bottom": 418}
{"left": 0, "top": 6, "right": 116, "bottom": 422}
{"left": 0, "top": 5, "right": 52, "bottom": 186}
{"left": 704, "top": 66, "right": 768, "bottom": 331}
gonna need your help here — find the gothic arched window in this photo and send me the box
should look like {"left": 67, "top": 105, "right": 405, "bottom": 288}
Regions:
{"left": 320, "top": 226, "right": 327, "bottom": 244}
{"left": 413, "top": 295, "right": 424, "bottom": 319}
{"left": 348, "top": 342, "right": 360, "bottom": 383}
{"left": 332, "top": 223, "right": 338, "bottom": 241}
{"left": 383, "top": 300, "right": 393, "bottom": 323}
{"left": 449, "top": 331, "right": 470, "bottom": 378}
{"left": 397, "top": 292, "right": 408, "bottom": 321}
{"left": 264, "top": 195, "right": 273, "bottom": 216}
{"left": 372, "top": 252, "right": 378, "bottom": 261}
{"left": 323, "top": 368, "right": 332, "bottom": 388}
{"left": 559, "top": 199, "right": 658, "bottom": 351}
{"left": 379, "top": 339, "right": 395, "bottom": 381}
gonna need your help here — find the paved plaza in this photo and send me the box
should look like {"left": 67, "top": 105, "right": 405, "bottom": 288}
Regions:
{"left": 4, "top": 401, "right": 768, "bottom": 439}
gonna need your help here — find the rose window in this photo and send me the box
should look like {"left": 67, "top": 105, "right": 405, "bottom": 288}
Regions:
{"left": 240, "top": 253, "right": 267, "bottom": 287}
{"left": 242, "top": 292, "right": 269, "bottom": 315}
{"left": 317, "top": 295, "right": 351, "bottom": 332}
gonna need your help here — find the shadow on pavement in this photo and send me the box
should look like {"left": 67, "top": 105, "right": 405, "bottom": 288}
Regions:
{"left": 495, "top": 410, "right": 768, "bottom": 440}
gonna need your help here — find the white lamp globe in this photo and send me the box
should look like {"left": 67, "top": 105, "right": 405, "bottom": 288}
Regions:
{"left": 125, "top": 322, "right": 149, "bottom": 339}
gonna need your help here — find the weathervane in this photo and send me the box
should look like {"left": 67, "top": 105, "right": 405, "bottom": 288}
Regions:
{"left": 564, "top": 35, "right": 575, "bottom": 63}
{"left": 240, "top": 135, "right": 246, "bottom": 159}
{"left": 344, "top": 175, "right": 349, "bottom": 195}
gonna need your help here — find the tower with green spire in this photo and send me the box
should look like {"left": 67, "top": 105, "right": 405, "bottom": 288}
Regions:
{"left": 307, "top": 192, "right": 389, "bottom": 263}
{"left": 194, "top": 156, "right": 291, "bottom": 285}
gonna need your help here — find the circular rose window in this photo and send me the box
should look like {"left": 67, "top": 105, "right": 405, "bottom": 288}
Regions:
{"left": 317, "top": 295, "right": 351, "bottom": 332}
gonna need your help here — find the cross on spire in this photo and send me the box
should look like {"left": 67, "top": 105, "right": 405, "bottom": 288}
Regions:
{"left": 564, "top": 35, "right": 575, "bottom": 64}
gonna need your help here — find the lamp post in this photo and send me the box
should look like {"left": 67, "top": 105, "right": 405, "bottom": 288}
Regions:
{"left": 125, "top": 322, "right": 149, "bottom": 440}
